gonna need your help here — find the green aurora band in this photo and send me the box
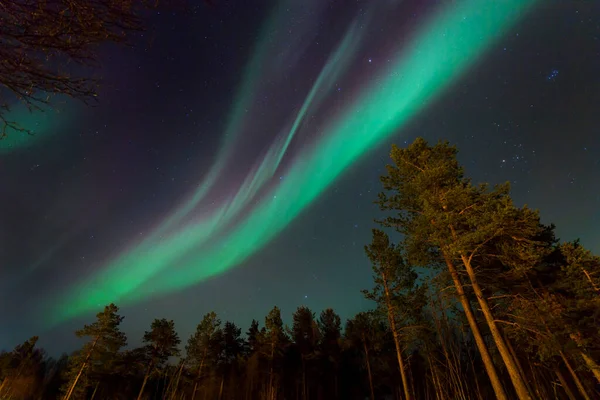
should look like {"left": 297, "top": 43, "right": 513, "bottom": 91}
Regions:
{"left": 49, "top": 0, "right": 537, "bottom": 325}
{"left": 0, "top": 102, "right": 67, "bottom": 153}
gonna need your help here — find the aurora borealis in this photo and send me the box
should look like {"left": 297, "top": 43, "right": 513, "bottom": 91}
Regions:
{"left": 2, "top": 0, "right": 599, "bottom": 353}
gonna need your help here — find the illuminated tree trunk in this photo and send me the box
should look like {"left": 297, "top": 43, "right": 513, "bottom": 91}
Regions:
{"left": 218, "top": 376, "right": 224, "bottom": 400}
{"left": 381, "top": 272, "right": 411, "bottom": 400}
{"left": 459, "top": 254, "right": 532, "bottom": 400}
{"left": 191, "top": 351, "right": 206, "bottom": 400}
{"left": 559, "top": 351, "right": 591, "bottom": 400}
{"left": 169, "top": 361, "right": 185, "bottom": 400}
{"left": 441, "top": 253, "right": 508, "bottom": 400}
{"left": 504, "top": 330, "right": 534, "bottom": 396}
{"left": 64, "top": 336, "right": 99, "bottom": 400}
{"left": 578, "top": 350, "right": 600, "bottom": 384}
{"left": 137, "top": 362, "right": 154, "bottom": 400}
{"left": 90, "top": 382, "right": 100, "bottom": 400}
{"left": 269, "top": 342, "right": 275, "bottom": 400}
{"left": 554, "top": 368, "right": 577, "bottom": 400}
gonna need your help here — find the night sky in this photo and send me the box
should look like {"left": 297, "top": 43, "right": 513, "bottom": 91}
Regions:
{"left": 1, "top": 0, "right": 599, "bottom": 355}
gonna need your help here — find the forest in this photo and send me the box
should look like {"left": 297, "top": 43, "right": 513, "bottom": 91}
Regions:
{"left": 1, "top": 138, "right": 599, "bottom": 400}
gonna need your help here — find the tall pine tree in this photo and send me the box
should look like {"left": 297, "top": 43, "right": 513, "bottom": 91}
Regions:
{"left": 61, "top": 303, "right": 127, "bottom": 400}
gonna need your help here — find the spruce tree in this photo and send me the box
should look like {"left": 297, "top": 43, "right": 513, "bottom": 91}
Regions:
{"left": 263, "top": 306, "right": 288, "bottom": 400}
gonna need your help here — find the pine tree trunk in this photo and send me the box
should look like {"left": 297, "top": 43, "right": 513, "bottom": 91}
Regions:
{"left": 559, "top": 351, "right": 591, "bottom": 400}
{"left": 381, "top": 272, "right": 411, "bottom": 400}
{"left": 191, "top": 353, "right": 206, "bottom": 400}
{"left": 90, "top": 382, "right": 100, "bottom": 400}
{"left": 218, "top": 376, "right": 224, "bottom": 400}
{"left": 459, "top": 254, "right": 532, "bottom": 400}
{"left": 362, "top": 335, "right": 375, "bottom": 400}
{"left": 555, "top": 368, "right": 577, "bottom": 400}
{"left": 578, "top": 350, "right": 600, "bottom": 384}
{"left": 170, "top": 362, "right": 185, "bottom": 400}
{"left": 64, "top": 336, "right": 99, "bottom": 400}
{"left": 504, "top": 330, "right": 535, "bottom": 396}
{"left": 441, "top": 253, "right": 508, "bottom": 400}
{"left": 427, "top": 356, "right": 444, "bottom": 400}
{"left": 192, "top": 382, "right": 199, "bottom": 400}
{"left": 137, "top": 363, "right": 153, "bottom": 400}
{"left": 137, "top": 373, "right": 149, "bottom": 400}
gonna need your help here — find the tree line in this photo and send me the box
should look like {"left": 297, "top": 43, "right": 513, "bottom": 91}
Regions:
{"left": 1, "top": 138, "right": 599, "bottom": 400}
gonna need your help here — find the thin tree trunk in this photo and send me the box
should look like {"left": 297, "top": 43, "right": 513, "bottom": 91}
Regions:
{"left": 363, "top": 336, "right": 375, "bottom": 400}
{"left": 218, "top": 376, "right": 224, "bottom": 400}
{"left": 137, "top": 362, "right": 154, "bottom": 400}
{"left": 381, "top": 272, "right": 412, "bottom": 400}
{"left": 578, "top": 349, "right": 600, "bottom": 383}
{"left": 459, "top": 253, "right": 532, "bottom": 400}
{"left": 90, "top": 382, "right": 100, "bottom": 400}
{"left": 559, "top": 350, "right": 591, "bottom": 400}
{"left": 504, "top": 330, "right": 535, "bottom": 397}
{"left": 64, "top": 336, "right": 99, "bottom": 400}
{"left": 191, "top": 352, "right": 206, "bottom": 400}
{"left": 581, "top": 268, "right": 599, "bottom": 293}
{"left": 441, "top": 253, "right": 508, "bottom": 400}
{"left": 137, "top": 374, "right": 149, "bottom": 400}
{"left": 170, "top": 361, "right": 185, "bottom": 400}
{"left": 555, "top": 368, "right": 577, "bottom": 400}
{"left": 269, "top": 341, "right": 275, "bottom": 400}
{"left": 192, "top": 382, "right": 199, "bottom": 400}
{"left": 430, "top": 296, "right": 464, "bottom": 399}
{"left": 465, "top": 341, "right": 483, "bottom": 400}
{"left": 428, "top": 356, "right": 444, "bottom": 400}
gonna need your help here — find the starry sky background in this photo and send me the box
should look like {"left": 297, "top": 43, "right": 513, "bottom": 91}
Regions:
{"left": 1, "top": 0, "right": 599, "bottom": 355}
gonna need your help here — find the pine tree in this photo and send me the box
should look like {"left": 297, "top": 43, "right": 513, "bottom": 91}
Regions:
{"left": 186, "top": 312, "right": 223, "bottom": 400}
{"left": 61, "top": 303, "right": 127, "bottom": 400}
{"left": 377, "top": 137, "right": 548, "bottom": 400}
{"left": 363, "top": 229, "right": 426, "bottom": 400}
{"left": 137, "top": 318, "right": 181, "bottom": 400}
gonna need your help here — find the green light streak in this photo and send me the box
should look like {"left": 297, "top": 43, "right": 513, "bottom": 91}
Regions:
{"left": 50, "top": 0, "right": 536, "bottom": 324}
{"left": 147, "top": 3, "right": 283, "bottom": 238}
{"left": 46, "top": 18, "right": 365, "bottom": 323}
